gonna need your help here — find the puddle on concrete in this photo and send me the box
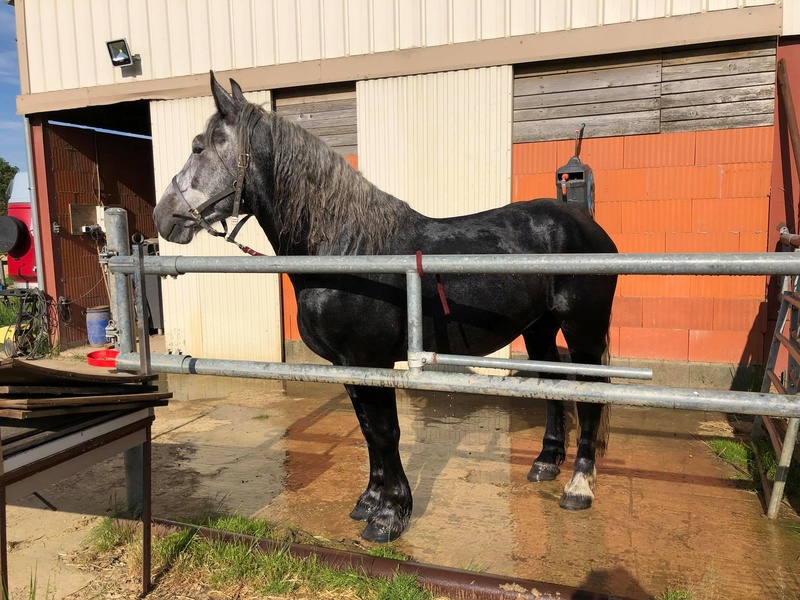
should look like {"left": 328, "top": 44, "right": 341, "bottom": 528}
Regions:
{"left": 59, "top": 373, "right": 800, "bottom": 598}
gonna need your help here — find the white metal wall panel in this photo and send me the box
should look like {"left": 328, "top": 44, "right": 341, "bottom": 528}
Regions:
{"left": 150, "top": 91, "right": 283, "bottom": 362}
{"left": 358, "top": 67, "right": 512, "bottom": 218}
{"left": 357, "top": 67, "right": 513, "bottom": 363}
{"left": 23, "top": 0, "right": 780, "bottom": 94}
{"left": 788, "top": 0, "right": 800, "bottom": 35}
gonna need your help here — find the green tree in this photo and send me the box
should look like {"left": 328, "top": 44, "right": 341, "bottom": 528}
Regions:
{"left": 0, "top": 158, "right": 20, "bottom": 216}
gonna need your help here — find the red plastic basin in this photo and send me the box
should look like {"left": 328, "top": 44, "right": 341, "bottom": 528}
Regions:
{"left": 86, "top": 349, "right": 119, "bottom": 368}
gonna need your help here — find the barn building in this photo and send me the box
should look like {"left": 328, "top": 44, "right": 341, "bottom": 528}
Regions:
{"left": 9, "top": 0, "right": 800, "bottom": 384}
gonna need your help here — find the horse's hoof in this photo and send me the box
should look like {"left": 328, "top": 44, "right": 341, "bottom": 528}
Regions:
{"left": 360, "top": 521, "right": 403, "bottom": 543}
{"left": 527, "top": 462, "right": 560, "bottom": 482}
{"left": 559, "top": 493, "right": 593, "bottom": 511}
{"left": 360, "top": 508, "right": 407, "bottom": 543}
{"left": 349, "top": 504, "right": 373, "bottom": 522}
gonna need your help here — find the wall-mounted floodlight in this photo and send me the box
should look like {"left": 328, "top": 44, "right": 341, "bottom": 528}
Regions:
{"left": 106, "top": 39, "right": 138, "bottom": 67}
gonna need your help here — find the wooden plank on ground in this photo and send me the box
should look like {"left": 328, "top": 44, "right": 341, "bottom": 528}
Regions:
{"left": 0, "top": 384, "right": 159, "bottom": 396}
{"left": 0, "top": 392, "right": 171, "bottom": 409}
{"left": 0, "top": 358, "right": 155, "bottom": 385}
{"left": 0, "top": 400, "right": 169, "bottom": 420}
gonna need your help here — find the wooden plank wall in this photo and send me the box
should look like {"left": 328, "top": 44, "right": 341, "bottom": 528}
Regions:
{"left": 274, "top": 84, "right": 357, "bottom": 156}
{"left": 514, "top": 40, "right": 776, "bottom": 142}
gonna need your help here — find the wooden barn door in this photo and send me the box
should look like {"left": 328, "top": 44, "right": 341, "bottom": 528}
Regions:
{"left": 43, "top": 124, "right": 156, "bottom": 347}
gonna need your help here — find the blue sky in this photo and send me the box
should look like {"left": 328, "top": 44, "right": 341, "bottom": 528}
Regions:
{"left": 0, "top": 4, "right": 26, "bottom": 172}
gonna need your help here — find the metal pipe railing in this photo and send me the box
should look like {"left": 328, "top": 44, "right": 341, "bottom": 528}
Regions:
{"left": 107, "top": 252, "right": 800, "bottom": 277}
{"left": 105, "top": 242, "right": 800, "bottom": 419}
{"left": 114, "top": 353, "right": 800, "bottom": 418}
{"left": 417, "top": 352, "right": 652, "bottom": 380}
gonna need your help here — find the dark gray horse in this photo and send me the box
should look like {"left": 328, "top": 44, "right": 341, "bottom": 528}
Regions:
{"left": 153, "top": 73, "right": 618, "bottom": 543}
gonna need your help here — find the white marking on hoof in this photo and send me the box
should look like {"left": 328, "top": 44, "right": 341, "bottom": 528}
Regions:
{"left": 563, "top": 466, "right": 596, "bottom": 500}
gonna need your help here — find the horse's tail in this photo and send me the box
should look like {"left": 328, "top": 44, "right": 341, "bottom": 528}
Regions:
{"left": 596, "top": 330, "right": 612, "bottom": 457}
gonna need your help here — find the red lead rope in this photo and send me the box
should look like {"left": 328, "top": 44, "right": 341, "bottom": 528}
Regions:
{"left": 415, "top": 250, "right": 451, "bottom": 316}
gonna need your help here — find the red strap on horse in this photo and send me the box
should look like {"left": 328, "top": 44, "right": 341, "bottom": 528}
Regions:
{"left": 415, "top": 250, "right": 451, "bottom": 316}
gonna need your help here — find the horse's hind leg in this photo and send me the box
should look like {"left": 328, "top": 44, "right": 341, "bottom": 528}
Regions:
{"left": 523, "top": 314, "right": 568, "bottom": 483}
{"left": 558, "top": 317, "right": 611, "bottom": 511}
{"left": 346, "top": 384, "right": 412, "bottom": 542}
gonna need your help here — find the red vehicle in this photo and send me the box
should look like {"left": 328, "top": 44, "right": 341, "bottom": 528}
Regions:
{"left": 1, "top": 172, "right": 36, "bottom": 287}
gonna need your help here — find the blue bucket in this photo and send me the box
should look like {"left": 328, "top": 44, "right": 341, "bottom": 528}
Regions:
{"left": 86, "top": 305, "right": 111, "bottom": 347}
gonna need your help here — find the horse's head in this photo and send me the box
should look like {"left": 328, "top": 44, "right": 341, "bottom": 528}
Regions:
{"left": 153, "top": 72, "right": 249, "bottom": 244}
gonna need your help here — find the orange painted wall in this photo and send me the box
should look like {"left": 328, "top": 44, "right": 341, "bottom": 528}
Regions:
{"left": 512, "top": 127, "right": 773, "bottom": 364}
{"left": 282, "top": 154, "right": 360, "bottom": 342}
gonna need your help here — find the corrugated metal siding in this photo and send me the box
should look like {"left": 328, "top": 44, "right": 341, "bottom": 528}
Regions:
{"left": 358, "top": 67, "right": 513, "bottom": 365}
{"left": 357, "top": 67, "right": 512, "bottom": 218}
{"left": 150, "top": 91, "right": 283, "bottom": 362}
{"left": 23, "top": 0, "right": 776, "bottom": 94}
{"left": 786, "top": 0, "right": 800, "bottom": 35}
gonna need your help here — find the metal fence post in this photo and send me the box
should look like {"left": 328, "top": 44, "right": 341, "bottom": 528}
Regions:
{"left": 104, "top": 208, "right": 143, "bottom": 515}
{"left": 406, "top": 270, "right": 424, "bottom": 371}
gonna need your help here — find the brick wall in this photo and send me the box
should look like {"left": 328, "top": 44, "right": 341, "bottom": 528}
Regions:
{"left": 512, "top": 127, "right": 773, "bottom": 364}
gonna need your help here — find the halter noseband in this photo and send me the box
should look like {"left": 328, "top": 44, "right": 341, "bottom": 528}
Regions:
{"left": 171, "top": 148, "right": 256, "bottom": 249}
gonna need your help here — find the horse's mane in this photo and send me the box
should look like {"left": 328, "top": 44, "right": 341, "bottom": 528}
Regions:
{"left": 233, "top": 101, "right": 414, "bottom": 255}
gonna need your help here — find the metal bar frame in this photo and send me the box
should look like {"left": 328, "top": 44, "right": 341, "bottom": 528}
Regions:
{"left": 104, "top": 209, "right": 800, "bottom": 518}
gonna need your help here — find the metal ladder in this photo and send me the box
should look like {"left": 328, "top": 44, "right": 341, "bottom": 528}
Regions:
{"left": 753, "top": 229, "right": 800, "bottom": 518}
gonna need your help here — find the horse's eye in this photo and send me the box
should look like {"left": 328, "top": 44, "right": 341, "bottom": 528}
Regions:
{"left": 192, "top": 145, "right": 203, "bottom": 155}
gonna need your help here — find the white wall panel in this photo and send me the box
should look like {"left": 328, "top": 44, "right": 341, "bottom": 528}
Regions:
{"left": 322, "top": 0, "right": 348, "bottom": 57}
{"left": 786, "top": 0, "right": 800, "bottom": 35}
{"left": 23, "top": 0, "right": 780, "bottom": 94}
{"left": 150, "top": 91, "right": 282, "bottom": 362}
{"left": 358, "top": 66, "right": 513, "bottom": 362}
{"left": 298, "top": 0, "right": 323, "bottom": 61}
{"left": 358, "top": 67, "right": 512, "bottom": 218}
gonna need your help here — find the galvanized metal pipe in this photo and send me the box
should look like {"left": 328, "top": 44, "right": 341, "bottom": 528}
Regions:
{"left": 115, "top": 353, "right": 800, "bottom": 418}
{"left": 132, "top": 245, "right": 151, "bottom": 376}
{"left": 406, "top": 270, "right": 424, "bottom": 370}
{"left": 107, "top": 252, "right": 800, "bottom": 277}
{"left": 767, "top": 417, "right": 800, "bottom": 518}
{"left": 105, "top": 208, "right": 135, "bottom": 354}
{"left": 420, "top": 352, "right": 653, "bottom": 380}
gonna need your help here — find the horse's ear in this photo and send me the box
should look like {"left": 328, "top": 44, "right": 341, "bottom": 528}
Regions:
{"left": 210, "top": 71, "right": 237, "bottom": 120}
{"left": 230, "top": 79, "right": 247, "bottom": 107}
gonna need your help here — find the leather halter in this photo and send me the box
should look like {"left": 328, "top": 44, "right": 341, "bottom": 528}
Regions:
{"left": 171, "top": 151, "right": 256, "bottom": 249}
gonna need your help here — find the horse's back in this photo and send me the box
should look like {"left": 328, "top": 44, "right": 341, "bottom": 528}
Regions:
{"left": 406, "top": 198, "right": 616, "bottom": 257}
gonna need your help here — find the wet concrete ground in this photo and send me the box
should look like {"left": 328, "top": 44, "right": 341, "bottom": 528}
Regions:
{"left": 7, "top": 371, "right": 800, "bottom": 599}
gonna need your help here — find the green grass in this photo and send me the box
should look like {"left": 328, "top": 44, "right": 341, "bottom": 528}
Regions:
{"left": 659, "top": 588, "right": 694, "bottom": 600}
{"left": 365, "top": 544, "right": 409, "bottom": 561}
{"left": 708, "top": 436, "right": 800, "bottom": 498}
{"left": 88, "top": 516, "right": 138, "bottom": 553}
{"left": 0, "top": 297, "right": 20, "bottom": 328}
{"left": 253, "top": 413, "right": 270, "bottom": 420}
{"left": 87, "top": 514, "right": 432, "bottom": 600}
{"left": 708, "top": 438, "right": 751, "bottom": 472}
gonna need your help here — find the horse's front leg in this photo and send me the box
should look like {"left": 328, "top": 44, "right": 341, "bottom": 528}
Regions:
{"left": 346, "top": 384, "right": 412, "bottom": 542}
{"left": 528, "top": 399, "right": 567, "bottom": 482}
